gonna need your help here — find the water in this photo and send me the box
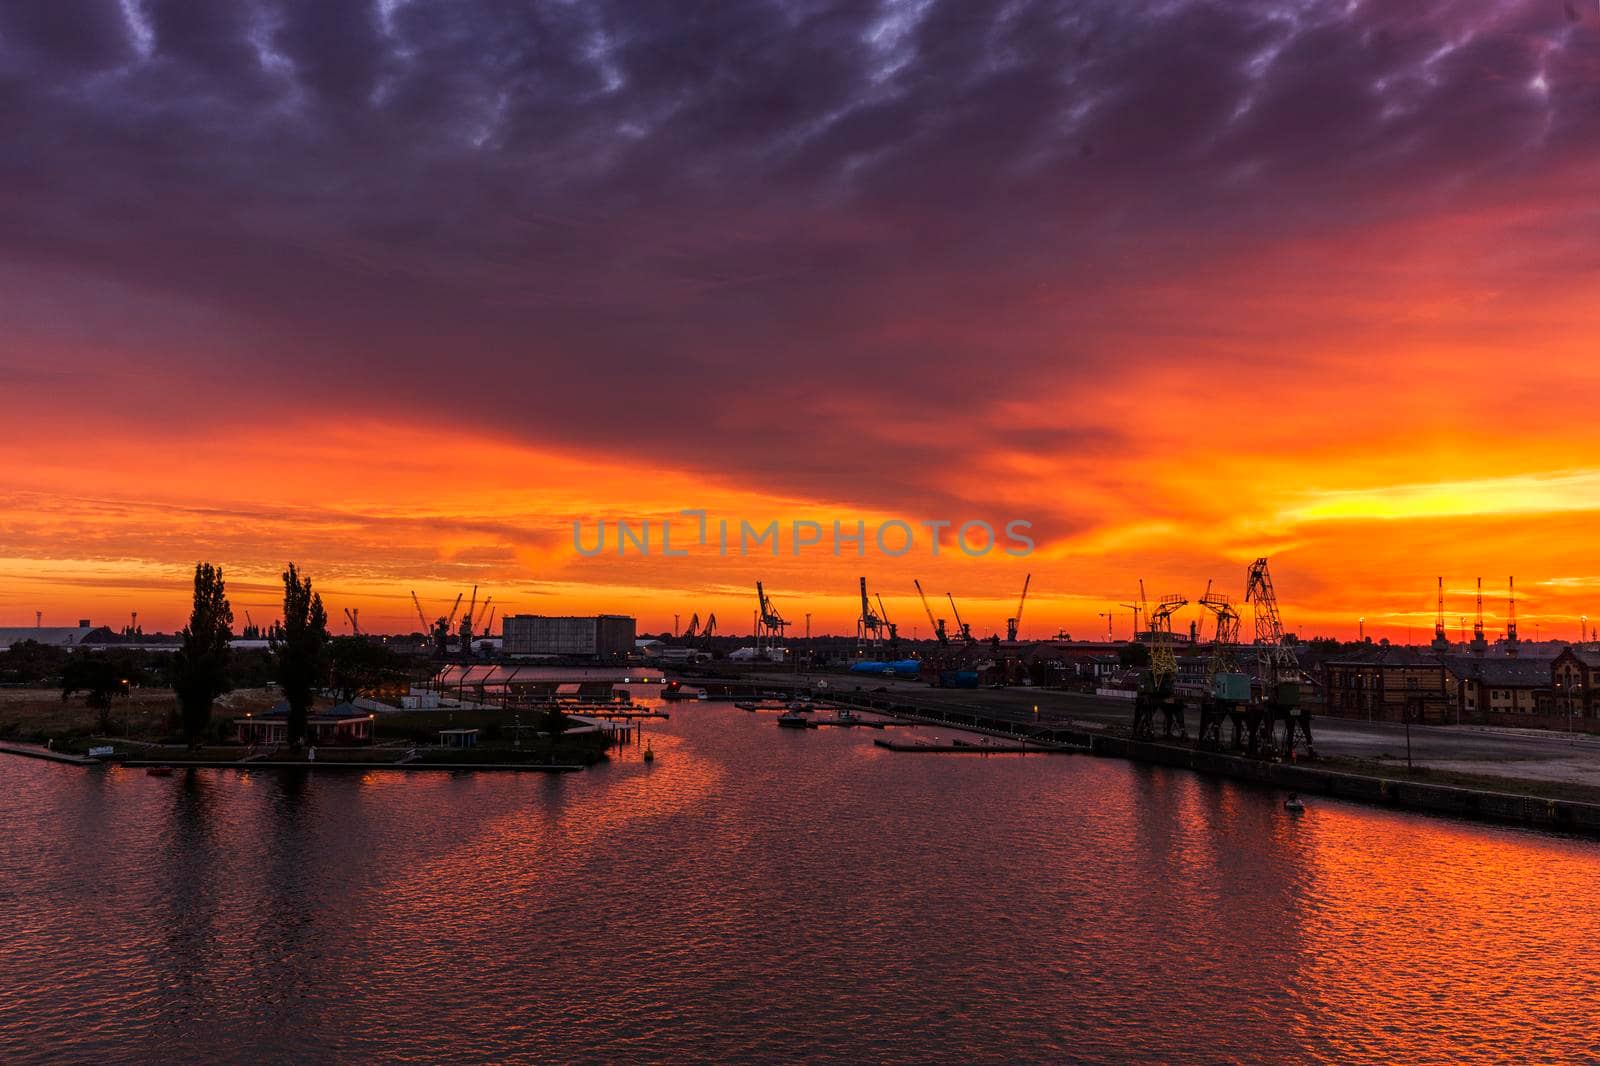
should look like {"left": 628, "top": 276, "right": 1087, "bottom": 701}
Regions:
{"left": 4, "top": 702, "right": 1599, "bottom": 1063}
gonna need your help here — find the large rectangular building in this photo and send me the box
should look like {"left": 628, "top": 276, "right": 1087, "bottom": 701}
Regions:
{"left": 502, "top": 614, "right": 636, "bottom": 661}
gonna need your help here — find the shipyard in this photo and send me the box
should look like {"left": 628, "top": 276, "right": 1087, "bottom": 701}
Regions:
{"left": 8, "top": 559, "right": 1600, "bottom": 832}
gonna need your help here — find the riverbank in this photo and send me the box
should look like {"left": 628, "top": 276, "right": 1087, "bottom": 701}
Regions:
{"left": 824, "top": 689, "right": 1600, "bottom": 836}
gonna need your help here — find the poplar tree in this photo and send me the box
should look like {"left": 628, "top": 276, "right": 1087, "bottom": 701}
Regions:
{"left": 272, "top": 563, "right": 329, "bottom": 749}
{"left": 171, "top": 562, "right": 234, "bottom": 746}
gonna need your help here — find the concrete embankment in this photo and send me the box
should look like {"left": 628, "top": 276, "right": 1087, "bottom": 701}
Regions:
{"left": 1092, "top": 736, "right": 1600, "bottom": 836}
{"left": 828, "top": 690, "right": 1600, "bottom": 836}
{"left": 0, "top": 742, "right": 101, "bottom": 766}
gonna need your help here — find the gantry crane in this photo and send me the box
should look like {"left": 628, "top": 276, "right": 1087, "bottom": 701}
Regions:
{"left": 857, "top": 577, "right": 885, "bottom": 650}
{"left": 1133, "top": 592, "right": 1188, "bottom": 739}
{"left": 914, "top": 580, "right": 948, "bottom": 644}
{"left": 1245, "top": 557, "right": 1310, "bottom": 756}
{"left": 1005, "top": 573, "right": 1031, "bottom": 642}
{"left": 1196, "top": 582, "right": 1246, "bottom": 748}
{"left": 755, "top": 582, "right": 788, "bottom": 650}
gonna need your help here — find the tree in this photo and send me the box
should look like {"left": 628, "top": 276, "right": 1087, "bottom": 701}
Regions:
{"left": 329, "top": 636, "right": 404, "bottom": 702}
{"left": 272, "top": 563, "right": 329, "bottom": 750}
{"left": 61, "top": 655, "right": 128, "bottom": 735}
{"left": 1, "top": 640, "right": 68, "bottom": 686}
{"left": 170, "top": 562, "right": 234, "bottom": 747}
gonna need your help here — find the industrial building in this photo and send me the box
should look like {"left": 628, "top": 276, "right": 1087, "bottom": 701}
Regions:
{"left": 502, "top": 614, "right": 636, "bottom": 661}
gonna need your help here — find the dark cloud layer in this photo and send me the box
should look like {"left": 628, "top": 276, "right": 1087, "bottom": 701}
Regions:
{"left": 2, "top": 0, "right": 1596, "bottom": 529}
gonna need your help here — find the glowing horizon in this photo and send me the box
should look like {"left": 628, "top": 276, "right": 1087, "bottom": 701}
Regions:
{"left": 3, "top": 0, "right": 1599, "bottom": 643}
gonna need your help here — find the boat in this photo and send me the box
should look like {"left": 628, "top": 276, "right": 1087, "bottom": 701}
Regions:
{"left": 837, "top": 708, "right": 859, "bottom": 723}
{"left": 145, "top": 766, "right": 174, "bottom": 777}
{"left": 777, "top": 710, "right": 813, "bottom": 729}
{"left": 735, "top": 701, "right": 761, "bottom": 712}
{"left": 1284, "top": 793, "right": 1305, "bottom": 813}
{"left": 785, "top": 699, "right": 813, "bottom": 711}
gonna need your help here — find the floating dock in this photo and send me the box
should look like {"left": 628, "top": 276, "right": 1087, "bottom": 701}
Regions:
{"left": 873, "top": 738, "right": 1078, "bottom": 754}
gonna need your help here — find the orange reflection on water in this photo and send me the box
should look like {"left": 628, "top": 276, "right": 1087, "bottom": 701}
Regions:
{"left": 1288, "top": 807, "right": 1600, "bottom": 1061}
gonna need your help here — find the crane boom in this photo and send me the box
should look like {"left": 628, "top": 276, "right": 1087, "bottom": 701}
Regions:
{"left": 914, "top": 579, "right": 948, "bottom": 644}
{"left": 946, "top": 593, "right": 972, "bottom": 643}
{"left": 1006, "top": 573, "right": 1031, "bottom": 641}
{"left": 410, "top": 591, "right": 429, "bottom": 632}
{"left": 445, "top": 593, "right": 464, "bottom": 628}
{"left": 876, "top": 594, "right": 897, "bottom": 642}
{"left": 1244, "top": 557, "right": 1298, "bottom": 683}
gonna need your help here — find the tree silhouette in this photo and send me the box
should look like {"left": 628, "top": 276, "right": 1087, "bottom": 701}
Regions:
{"left": 329, "top": 636, "right": 404, "bottom": 702}
{"left": 61, "top": 655, "right": 127, "bottom": 735}
{"left": 272, "top": 563, "right": 329, "bottom": 749}
{"left": 171, "top": 562, "right": 234, "bottom": 747}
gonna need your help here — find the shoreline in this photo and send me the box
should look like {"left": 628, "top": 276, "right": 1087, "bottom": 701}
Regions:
{"left": 833, "top": 692, "right": 1600, "bottom": 837}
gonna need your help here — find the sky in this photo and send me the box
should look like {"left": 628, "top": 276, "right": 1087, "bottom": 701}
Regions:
{"left": 2, "top": 0, "right": 1599, "bottom": 641}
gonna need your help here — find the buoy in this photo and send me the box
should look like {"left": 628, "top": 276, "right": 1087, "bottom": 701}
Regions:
{"left": 643, "top": 742, "right": 655, "bottom": 763}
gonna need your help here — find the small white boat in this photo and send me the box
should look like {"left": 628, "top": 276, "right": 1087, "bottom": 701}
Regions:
{"left": 777, "top": 710, "right": 813, "bottom": 729}
{"left": 1284, "top": 793, "right": 1305, "bottom": 813}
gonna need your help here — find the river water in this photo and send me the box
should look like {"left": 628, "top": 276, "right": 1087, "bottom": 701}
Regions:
{"left": 3, "top": 701, "right": 1599, "bottom": 1063}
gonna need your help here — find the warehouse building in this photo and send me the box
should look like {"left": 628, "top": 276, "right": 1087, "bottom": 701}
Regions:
{"left": 502, "top": 614, "right": 635, "bottom": 661}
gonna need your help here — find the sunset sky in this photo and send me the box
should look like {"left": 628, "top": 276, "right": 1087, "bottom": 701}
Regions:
{"left": 3, "top": 0, "right": 1599, "bottom": 640}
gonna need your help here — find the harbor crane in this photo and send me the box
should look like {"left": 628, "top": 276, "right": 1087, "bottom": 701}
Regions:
{"left": 946, "top": 593, "right": 974, "bottom": 644}
{"left": 755, "top": 582, "right": 788, "bottom": 650}
{"left": 701, "top": 613, "right": 717, "bottom": 641}
{"left": 876, "top": 594, "right": 899, "bottom": 647}
{"left": 1245, "top": 557, "right": 1311, "bottom": 757}
{"left": 1121, "top": 584, "right": 1145, "bottom": 640}
{"left": 445, "top": 593, "right": 464, "bottom": 630}
{"left": 857, "top": 577, "right": 885, "bottom": 650}
{"left": 684, "top": 613, "right": 701, "bottom": 639}
{"left": 1005, "top": 573, "right": 1031, "bottom": 642}
{"left": 1473, "top": 577, "right": 1487, "bottom": 651}
{"left": 914, "top": 580, "right": 949, "bottom": 645}
{"left": 458, "top": 586, "right": 480, "bottom": 655}
{"left": 1133, "top": 592, "right": 1188, "bottom": 739}
{"left": 1434, "top": 577, "right": 1448, "bottom": 648}
{"left": 1508, "top": 577, "right": 1518, "bottom": 646}
{"left": 411, "top": 591, "right": 430, "bottom": 633}
{"left": 1196, "top": 583, "right": 1246, "bottom": 748}
{"left": 343, "top": 607, "right": 361, "bottom": 635}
